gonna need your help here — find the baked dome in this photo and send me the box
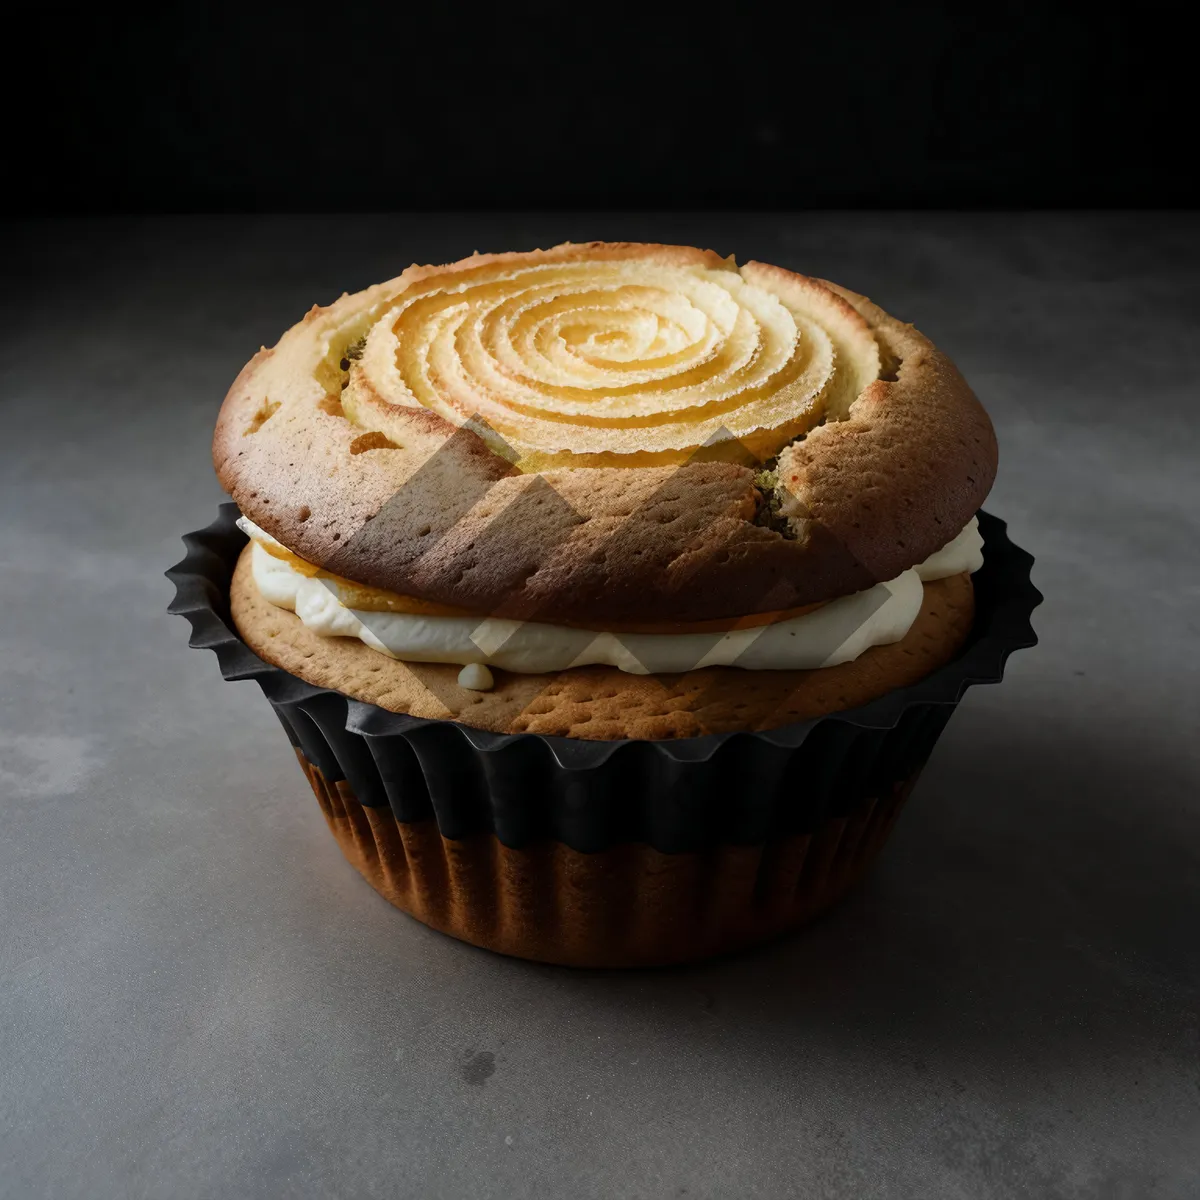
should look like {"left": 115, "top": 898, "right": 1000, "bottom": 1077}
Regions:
{"left": 214, "top": 242, "right": 996, "bottom": 624}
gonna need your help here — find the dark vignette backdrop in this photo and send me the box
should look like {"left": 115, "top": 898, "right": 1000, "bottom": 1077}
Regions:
{"left": 16, "top": 4, "right": 1190, "bottom": 214}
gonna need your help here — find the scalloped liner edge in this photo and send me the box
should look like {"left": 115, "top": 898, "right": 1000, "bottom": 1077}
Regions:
{"left": 167, "top": 503, "right": 1040, "bottom": 772}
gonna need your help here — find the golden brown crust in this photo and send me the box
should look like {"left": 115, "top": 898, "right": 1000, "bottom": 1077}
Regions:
{"left": 773, "top": 274, "right": 1000, "bottom": 582}
{"left": 230, "top": 545, "right": 975, "bottom": 740}
{"left": 214, "top": 243, "right": 995, "bottom": 624}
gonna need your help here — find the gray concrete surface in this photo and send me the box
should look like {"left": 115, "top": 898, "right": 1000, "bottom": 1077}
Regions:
{"left": 1, "top": 214, "right": 1197, "bottom": 1199}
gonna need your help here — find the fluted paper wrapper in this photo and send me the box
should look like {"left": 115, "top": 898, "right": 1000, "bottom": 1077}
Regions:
{"left": 168, "top": 505, "right": 1039, "bottom": 966}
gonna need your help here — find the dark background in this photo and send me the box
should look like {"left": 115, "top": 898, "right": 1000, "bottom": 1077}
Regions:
{"left": 16, "top": 5, "right": 1190, "bottom": 214}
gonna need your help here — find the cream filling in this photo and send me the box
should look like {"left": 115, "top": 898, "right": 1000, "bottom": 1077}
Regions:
{"left": 239, "top": 517, "right": 982, "bottom": 676}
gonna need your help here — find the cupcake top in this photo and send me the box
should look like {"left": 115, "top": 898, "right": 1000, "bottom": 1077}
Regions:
{"left": 214, "top": 242, "right": 996, "bottom": 627}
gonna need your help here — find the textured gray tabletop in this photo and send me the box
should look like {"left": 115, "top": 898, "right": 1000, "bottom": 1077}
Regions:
{"left": 2, "top": 214, "right": 1198, "bottom": 1199}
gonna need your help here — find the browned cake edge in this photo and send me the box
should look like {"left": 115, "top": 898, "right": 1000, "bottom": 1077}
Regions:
{"left": 213, "top": 243, "right": 995, "bottom": 625}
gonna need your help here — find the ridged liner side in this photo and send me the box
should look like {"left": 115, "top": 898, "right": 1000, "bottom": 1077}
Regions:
{"left": 167, "top": 505, "right": 1040, "bottom": 855}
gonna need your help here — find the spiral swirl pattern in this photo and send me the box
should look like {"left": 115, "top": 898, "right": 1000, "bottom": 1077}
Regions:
{"left": 344, "top": 252, "right": 882, "bottom": 468}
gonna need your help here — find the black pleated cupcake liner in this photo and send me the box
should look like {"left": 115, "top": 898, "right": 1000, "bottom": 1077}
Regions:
{"left": 167, "top": 504, "right": 1040, "bottom": 855}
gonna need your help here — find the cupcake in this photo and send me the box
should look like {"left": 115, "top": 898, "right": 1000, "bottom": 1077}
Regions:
{"left": 169, "top": 242, "right": 1039, "bottom": 966}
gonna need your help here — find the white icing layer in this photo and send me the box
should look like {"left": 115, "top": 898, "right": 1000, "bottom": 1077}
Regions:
{"left": 240, "top": 516, "right": 982, "bottom": 675}
{"left": 457, "top": 663, "right": 495, "bottom": 691}
{"left": 914, "top": 518, "right": 984, "bottom": 582}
